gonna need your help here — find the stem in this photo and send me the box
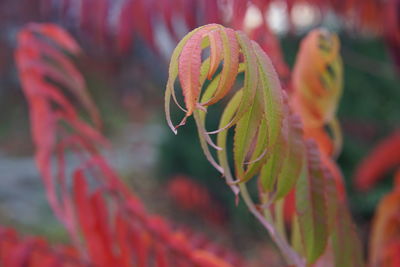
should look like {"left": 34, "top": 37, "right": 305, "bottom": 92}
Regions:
{"left": 328, "top": 117, "right": 342, "bottom": 159}
{"left": 239, "top": 183, "right": 305, "bottom": 267}
{"left": 274, "top": 198, "right": 287, "bottom": 241}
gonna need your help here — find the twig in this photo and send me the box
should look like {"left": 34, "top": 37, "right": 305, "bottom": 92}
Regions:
{"left": 239, "top": 183, "right": 305, "bottom": 267}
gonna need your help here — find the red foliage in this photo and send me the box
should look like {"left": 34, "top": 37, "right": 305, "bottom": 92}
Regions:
{"left": 369, "top": 170, "right": 400, "bottom": 267}
{"left": 59, "top": 0, "right": 392, "bottom": 38}
{"left": 1, "top": 0, "right": 397, "bottom": 109}
{"left": 283, "top": 189, "right": 296, "bottom": 223}
{"left": 167, "top": 175, "right": 227, "bottom": 227}
{"left": 15, "top": 23, "right": 245, "bottom": 267}
{"left": 283, "top": 29, "right": 346, "bottom": 224}
{"left": 354, "top": 130, "right": 400, "bottom": 191}
{"left": 380, "top": 241, "right": 400, "bottom": 267}
{"left": 5, "top": 2, "right": 395, "bottom": 265}
{"left": 15, "top": 22, "right": 104, "bottom": 221}
{"left": 283, "top": 140, "right": 346, "bottom": 224}
{"left": 1, "top": 0, "right": 398, "bottom": 83}
{"left": 0, "top": 227, "right": 86, "bottom": 267}
{"left": 384, "top": 0, "right": 400, "bottom": 72}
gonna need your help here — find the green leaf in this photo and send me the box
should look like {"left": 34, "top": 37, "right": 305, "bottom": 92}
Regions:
{"left": 193, "top": 110, "right": 224, "bottom": 174}
{"left": 291, "top": 215, "right": 305, "bottom": 256}
{"left": 226, "top": 32, "right": 258, "bottom": 126}
{"left": 165, "top": 24, "right": 219, "bottom": 133}
{"left": 252, "top": 41, "right": 285, "bottom": 154}
{"left": 242, "top": 117, "right": 269, "bottom": 180}
{"left": 259, "top": 130, "right": 287, "bottom": 192}
{"left": 216, "top": 90, "right": 243, "bottom": 194}
{"left": 202, "top": 27, "right": 239, "bottom": 106}
{"left": 325, "top": 174, "right": 364, "bottom": 267}
{"left": 275, "top": 115, "right": 306, "bottom": 199}
{"left": 331, "top": 204, "right": 364, "bottom": 267}
{"left": 233, "top": 86, "right": 263, "bottom": 181}
{"left": 296, "top": 140, "right": 328, "bottom": 263}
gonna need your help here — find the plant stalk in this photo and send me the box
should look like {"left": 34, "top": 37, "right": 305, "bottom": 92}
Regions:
{"left": 238, "top": 183, "right": 305, "bottom": 267}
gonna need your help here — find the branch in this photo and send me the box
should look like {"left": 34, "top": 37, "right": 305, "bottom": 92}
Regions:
{"left": 239, "top": 183, "right": 305, "bottom": 267}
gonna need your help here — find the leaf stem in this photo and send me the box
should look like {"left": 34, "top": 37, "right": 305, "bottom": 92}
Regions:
{"left": 238, "top": 183, "right": 305, "bottom": 267}
{"left": 274, "top": 198, "right": 287, "bottom": 241}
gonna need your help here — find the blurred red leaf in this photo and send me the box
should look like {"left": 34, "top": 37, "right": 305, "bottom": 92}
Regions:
{"left": 369, "top": 170, "right": 400, "bottom": 267}
{"left": 0, "top": 227, "right": 85, "bottom": 267}
{"left": 167, "top": 174, "right": 227, "bottom": 226}
{"left": 17, "top": 23, "right": 245, "bottom": 267}
{"left": 354, "top": 130, "right": 400, "bottom": 191}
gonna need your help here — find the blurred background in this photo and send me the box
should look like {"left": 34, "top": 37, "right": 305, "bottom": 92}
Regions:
{"left": 0, "top": 0, "right": 399, "bottom": 263}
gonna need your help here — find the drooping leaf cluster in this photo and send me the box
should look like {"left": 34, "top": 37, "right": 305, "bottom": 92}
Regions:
{"left": 16, "top": 23, "right": 104, "bottom": 220}
{"left": 289, "top": 28, "right": 346, "bottom": 201}
{"left": 165, "top": 24, "right": 293, "bottom": 195}
{"left": 291, "top": 29, "right": 343, "bottom": 155}
{"left": 166, "top": 24, "right": 363, "bottom": 266}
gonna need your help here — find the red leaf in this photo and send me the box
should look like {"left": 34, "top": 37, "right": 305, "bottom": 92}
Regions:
{"left": 28, "top": 23, "right": 81, "bottom": 54}
{"left": 115, "top": 213, "right": 132, "bottom": 267}
{"left": 116, "top": 0, "right": 136, "bottom": 54}
{"left": 354, "top": 130, "right": 400, "bottom": 191}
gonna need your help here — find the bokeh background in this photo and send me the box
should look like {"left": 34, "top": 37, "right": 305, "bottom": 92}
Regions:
{"left": 0, "top": 0, "right": 399, "bottom": 263}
